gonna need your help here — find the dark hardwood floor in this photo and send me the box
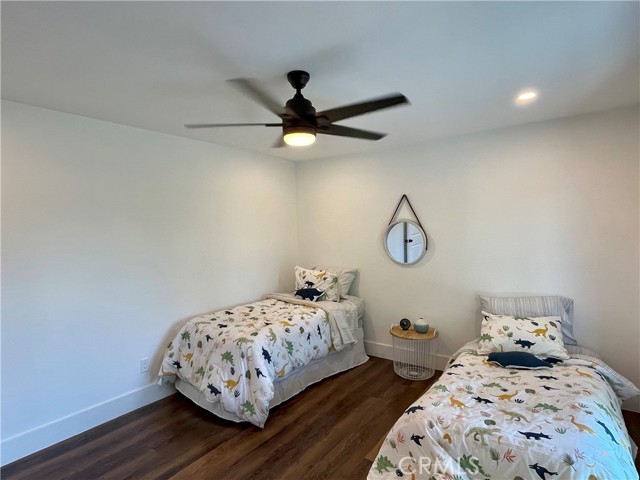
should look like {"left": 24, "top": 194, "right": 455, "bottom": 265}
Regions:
{"left": 1, "top": 357, "right": 436, "bottom": 480}
{"left": 623, "top": 409, "right": 640, "bottom": 472}
{"left": 3, "top": 357, "right": 639, "bottom": 479}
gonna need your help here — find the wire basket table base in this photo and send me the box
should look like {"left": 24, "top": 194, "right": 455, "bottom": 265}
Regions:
{"left": 390, "top": 325, "right": 438, "bottom": 380}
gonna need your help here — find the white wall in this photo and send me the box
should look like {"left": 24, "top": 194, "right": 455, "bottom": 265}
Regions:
{"left": 296, "top": 105, "right": 640, "bottom": 411}
{"left": 1, "top": 100, "right": 298, "bottom": 464}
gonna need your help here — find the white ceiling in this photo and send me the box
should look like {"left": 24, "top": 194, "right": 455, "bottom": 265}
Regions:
{"left": 2, "top": 1, "right": 638, "bottom": 161}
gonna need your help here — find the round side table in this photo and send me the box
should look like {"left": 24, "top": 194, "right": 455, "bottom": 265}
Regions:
{"left": 389, "top": 325, "right": 439, "bottom": 380}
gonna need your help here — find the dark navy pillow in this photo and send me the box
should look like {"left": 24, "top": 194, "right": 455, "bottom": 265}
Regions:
{"left": 487, "top": 351, "right": 552, "bottom": 370}
{"left": 294, "top": 288, "right": 324, "bottom": 302}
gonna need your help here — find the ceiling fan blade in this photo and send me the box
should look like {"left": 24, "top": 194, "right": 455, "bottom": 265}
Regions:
{"left": 185, "top": 123, "right": 282, "bottom": 129}
{"left": 318, "top": 124, "right": 386, "bottom": 141}
{"left": 316, "top": 93, "right": 408, "bottom": 123}
{"left": 228, "top": 78, "right": 286, "bottom": 118}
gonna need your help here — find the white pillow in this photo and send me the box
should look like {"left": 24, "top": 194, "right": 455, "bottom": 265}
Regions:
{"left": 477, "top": 312, "right": 569, "bottom": 360}
{"left": 479, "top": 295, "right": 576, "bottom": 345}
{"left": 313, "top": 265, "right": 357, "bottom": 298}
{"left": 294, "top": 266, "right": 340, "bottom": 302}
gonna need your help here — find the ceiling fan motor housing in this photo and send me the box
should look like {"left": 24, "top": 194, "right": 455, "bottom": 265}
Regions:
{"left": 284, "top": 70, "right": 317, "bottom": 132}
{"left": 285, "top": 94, "right": 316, "bottom": 124}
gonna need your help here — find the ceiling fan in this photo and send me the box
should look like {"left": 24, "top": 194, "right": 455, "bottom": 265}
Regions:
{"left": 185, "top": 70, "right": 409, "bottom": 147}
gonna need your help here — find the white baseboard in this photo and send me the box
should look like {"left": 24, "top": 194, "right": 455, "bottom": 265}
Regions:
{"left": 1, "top": 382, "right": 176, "bottom": 467}
{"left": 364, "top": 340, "right": 450, "bottom": 373}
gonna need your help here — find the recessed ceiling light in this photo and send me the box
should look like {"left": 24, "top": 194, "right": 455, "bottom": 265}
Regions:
{"left": 515, "top": 89, "right": 538, "bottom": 105}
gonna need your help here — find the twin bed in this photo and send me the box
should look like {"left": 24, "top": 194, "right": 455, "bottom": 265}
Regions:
{"left": 368, "top": 295, "right": 639, "bottom": 479}
{"left": 158, "top": 266, "right": 368, "bottom": 427}
{"left": 158, "top": 283, "right": 639, "bottom": 479}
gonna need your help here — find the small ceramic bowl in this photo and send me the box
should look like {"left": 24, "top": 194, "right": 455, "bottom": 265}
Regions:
{"left": 414, "top": 323, "right": 429, "bottom": 334}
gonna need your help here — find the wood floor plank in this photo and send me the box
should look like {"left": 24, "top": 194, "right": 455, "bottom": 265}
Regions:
{"left": 2, "top": 357, "right": 638, "bottom": 479}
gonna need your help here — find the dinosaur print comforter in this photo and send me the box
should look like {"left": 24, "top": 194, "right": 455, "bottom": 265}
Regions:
{"left": 369, "top": 340, "right": 639, "bottom": 480}
{"left": 158, "top": 294, "right": 358, "bottom": 427}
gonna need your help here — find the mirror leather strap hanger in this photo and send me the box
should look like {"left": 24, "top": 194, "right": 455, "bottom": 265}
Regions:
{"left": 387, "top": 194, "right": 428, "bottom": 250}
{"left": 388, "top": 195, "right": 424, "bottom": 229}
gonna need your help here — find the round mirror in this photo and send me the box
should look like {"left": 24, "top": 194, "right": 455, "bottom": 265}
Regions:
{"left": 384, "top": 220, "right": 428, "bottom": 265}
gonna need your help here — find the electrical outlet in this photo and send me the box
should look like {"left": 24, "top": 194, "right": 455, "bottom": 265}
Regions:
{"left": 140, "top": 357, "right": 150, "bottom": 374}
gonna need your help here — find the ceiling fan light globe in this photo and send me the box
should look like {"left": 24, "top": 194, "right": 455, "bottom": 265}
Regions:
{"left": 283, "top": 126, "right": 316, "bottom": 147}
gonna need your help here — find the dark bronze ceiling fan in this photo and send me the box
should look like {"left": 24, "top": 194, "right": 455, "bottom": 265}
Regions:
{"left": 185, "top": 70, "right": 409, "bottom": 147}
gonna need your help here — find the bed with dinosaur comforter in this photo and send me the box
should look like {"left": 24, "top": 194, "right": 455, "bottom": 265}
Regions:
{"left": 158, "top": 293, "right": 363, "bottom": 427}
{"left": 368, "top": 340, "right": 639, "bottom": 480}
